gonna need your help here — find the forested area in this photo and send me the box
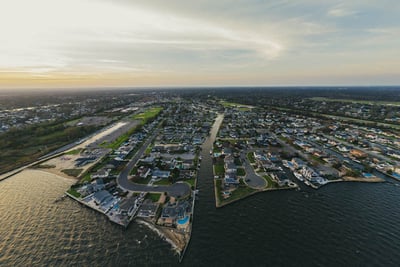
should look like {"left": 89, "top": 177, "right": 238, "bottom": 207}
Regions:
{"left": 0, "top": 121, "right": 99, "bottom": 174}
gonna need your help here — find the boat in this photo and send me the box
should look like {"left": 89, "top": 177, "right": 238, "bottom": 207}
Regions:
{"left": 293, "top": 171, "right": 304, "bottom": 181}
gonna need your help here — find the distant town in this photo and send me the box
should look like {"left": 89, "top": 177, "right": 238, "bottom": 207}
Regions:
{"left": 1, "top": 87, "right": 400, "bottom": 261}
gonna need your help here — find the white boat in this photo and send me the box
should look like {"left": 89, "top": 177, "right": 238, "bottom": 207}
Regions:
{"left": 293, "top": 171, "right": 304, "bottom": 181}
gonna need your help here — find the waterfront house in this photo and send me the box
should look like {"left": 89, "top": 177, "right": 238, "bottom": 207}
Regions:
{"left": 224, "top": 177, "right": 240, "bottom": 185}
{"left": 291, "top": 158, "right": 306, "bottom": 169}
{"left": 152, "top": 169, "right": 171, "bottom": 179}
{"left": 93, "top": 190, "right": 113, "bottom": 206}
{"left": 91, "top": 168, "right": 109, "bottom": 179}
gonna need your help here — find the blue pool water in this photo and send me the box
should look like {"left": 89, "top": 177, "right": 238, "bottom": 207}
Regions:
{"left": 177, "top": 216, "right": 189, "bottom": 225}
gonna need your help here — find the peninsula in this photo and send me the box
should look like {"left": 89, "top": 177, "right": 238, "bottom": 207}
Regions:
{"left": 33, "top": 98, "right": 219, "bottom": 260}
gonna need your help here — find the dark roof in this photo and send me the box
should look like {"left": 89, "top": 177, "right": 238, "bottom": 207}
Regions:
{"left": 93, "top": 190, "right": 112, "bottom": 204}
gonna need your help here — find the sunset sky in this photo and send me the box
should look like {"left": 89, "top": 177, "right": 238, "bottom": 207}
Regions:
{"left": 1, "top": 0, "right": 399, "bottom": 89}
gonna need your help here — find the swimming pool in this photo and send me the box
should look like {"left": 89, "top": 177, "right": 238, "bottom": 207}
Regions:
{"left": 177, "top": 216, "right": 189, "bottom": 225}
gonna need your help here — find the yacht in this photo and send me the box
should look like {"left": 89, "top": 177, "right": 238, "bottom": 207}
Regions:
{"left": 293, "top": 171, "right": 304, "bottom": 181}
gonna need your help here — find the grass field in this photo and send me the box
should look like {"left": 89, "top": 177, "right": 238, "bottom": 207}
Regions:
{"left": 228, "top": 184, "right": 256, "bottom": 201}
{"left": 133, "top": 107, "right": 163, "bottom": 122}
{"left": 220, "top": 101, "right": 253, "bottom": 111}
{"left": 65, "top": 148, "right": 82, "bottom": 155}
{"left": 213, "top": 162, "right": 225, "bottom": 176}
{"left": 106, "top": 126, "right": 137, "bottom": 150}
{"left": 105, "top": 107, "right": 162, "bottom": 150}
{"left": 0, "top": 123, "right": 99, "bottom": 175}
{"left": 310, "top": 97, "right": 400, "bottom": 106}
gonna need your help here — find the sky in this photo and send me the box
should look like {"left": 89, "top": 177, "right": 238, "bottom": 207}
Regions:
{"left": 0, "top": 0, "right": 399, "bottom": 89}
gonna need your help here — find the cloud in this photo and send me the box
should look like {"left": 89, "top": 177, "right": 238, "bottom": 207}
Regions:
{"left": 0, "top": 0, "right": 399, "bottom": 87}
{"left": 0, "top": 0, "right": 284, "bottom": 76}
{"left": 327, "top": 5, "right": 358, "bottom": 17}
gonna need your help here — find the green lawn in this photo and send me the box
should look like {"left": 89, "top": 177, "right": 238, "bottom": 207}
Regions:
{"left": 263, "top": 175, "right": 278, "bottom": 188}
{"left": 310, "top": 155, "right": 325, "bottom": 164}
{"left": 214, "top": 162, "right": 225, "bottom": 176}
{"left": 144, "top": 144, "right": 153, "bottom": 155}
{"left": 106, "top": 128, "right": 136, "bottom": 150}
{"left": 215, "top": 179, "right": 222, "bottom": 204}
{"left": 79, "top": 173, "right": 92, "bottom": 184}
{"left": 237, "top": 167, "right": 246, "bottom": 176}
{"left": 185, "top": 178, "right": 196, "bottom": 188}
{"left": 35, "top": 164, "right": 56, "bottom": 169}
{"left": 228, "top": 186, "right": 256, "bottom": 201}
{"left": 154, "top": 179, "right": 172, "bottom": 185}
{"left": 215, "top": 178, "right": 258, "bottom": 206}
{"left": 213, "top": 147, "right": 222, "bottom": 154}
{"left": 146, "top": 193, "right": 161, "bottom": 203}
{"left": 65, "top": 148, "right": 82, "bottom": 155}
{"left": 129, "top": 167, "right": 138, "bottom": 176}
{"left": 61, "top": 168, "right": 83, "bottom": 177}
{"left": 247, "top": 152, "right": 255, "bottom": 163}
{"left": 133, "top": 176, "right": 152, "bottom": 185}
{"left": 219, "top": 180, "right": 256, "bottom": 205}
{"left": 67, "top": 188, "right": 81, "bottom": 198}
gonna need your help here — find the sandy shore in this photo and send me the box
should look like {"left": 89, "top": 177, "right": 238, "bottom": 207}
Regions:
{"left": 34, "top": 153, "right": 83, "bottom": 180}
{"left": 36, "top": 168, "right": 77, "bottom": 180}
{"left": 31, "top": 123, "right": 126, "bottom": 180}
{"left": 136, "top": 219, "right": 188, "bottom": 255}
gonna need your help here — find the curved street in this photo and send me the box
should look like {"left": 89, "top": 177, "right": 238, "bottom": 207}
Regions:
{"left": 241, "top": 151, "right": 267, "bottom": 189}
{"left": 116, "top": 123, "right": 191, "bottom": 198}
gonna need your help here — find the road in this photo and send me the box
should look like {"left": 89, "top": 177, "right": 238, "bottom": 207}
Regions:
{"left": 116, "top": 122, "right": 191, "bottom": 198}
{"left": 241, "top": 151, "right": 266, "bottom": 189}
